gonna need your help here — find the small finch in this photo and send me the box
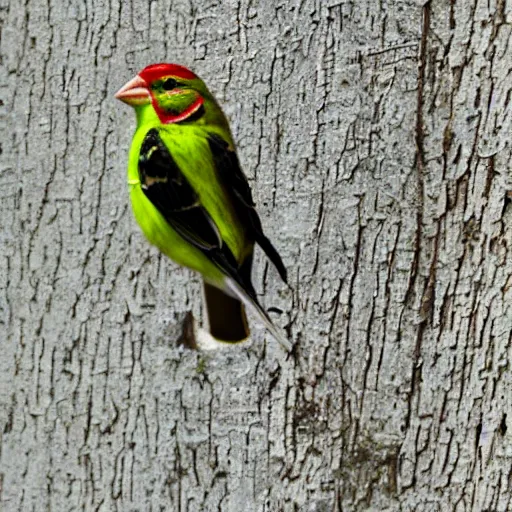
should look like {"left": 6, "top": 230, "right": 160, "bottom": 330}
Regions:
{"left": 115, "top": 63, "right": 290, "bottom": 350}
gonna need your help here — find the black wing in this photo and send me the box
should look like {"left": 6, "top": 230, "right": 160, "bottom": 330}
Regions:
{"left": 139, "top": 129, "right": 222, "bottom": 250}
{"left": 207, "top": 134, "right": 288, "bottom": 283}
{"left": 138, "top": 129, "right": 255, "bottom": 294}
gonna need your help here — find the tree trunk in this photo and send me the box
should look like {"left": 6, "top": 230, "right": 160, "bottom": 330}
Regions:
{"left": 1, "top": 1, "right": 511, "bottom": 510}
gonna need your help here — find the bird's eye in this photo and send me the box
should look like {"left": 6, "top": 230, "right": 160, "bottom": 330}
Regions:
{"left": 162, "top": 78, "right": 177, "bottom": 91}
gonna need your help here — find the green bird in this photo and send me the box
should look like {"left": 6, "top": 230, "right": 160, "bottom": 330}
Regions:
{"left": 115, "top": 63, "right": 290, "bottom": 350}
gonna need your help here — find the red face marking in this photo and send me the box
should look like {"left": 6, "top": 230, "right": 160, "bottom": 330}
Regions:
{"left": 137, "top": 63, "right": 203, "bottom": 124}
{"left": 139, "top": 63, "right": 198, "bottom": 83}
{"left": 152, "top": 95, "right": 204, "bottom": 125}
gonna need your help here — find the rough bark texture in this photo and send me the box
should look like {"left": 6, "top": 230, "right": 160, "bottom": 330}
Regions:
{"left": 1, "top": 0, "right": 511, "bottom": 510}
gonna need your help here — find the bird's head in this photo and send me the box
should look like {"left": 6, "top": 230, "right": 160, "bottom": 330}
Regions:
{"left": 115, "top": 63, "right": 214, "bottom": 124}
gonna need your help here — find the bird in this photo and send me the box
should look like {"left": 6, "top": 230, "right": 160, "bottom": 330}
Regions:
{"left": 115, "top": 63, "right": 290, "bottom": 350}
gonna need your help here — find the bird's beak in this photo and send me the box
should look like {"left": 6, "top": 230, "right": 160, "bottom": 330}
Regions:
{"left": 115, "top": 75, "right": 151, "bottom": 106}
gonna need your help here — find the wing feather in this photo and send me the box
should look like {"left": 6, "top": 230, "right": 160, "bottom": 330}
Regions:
{"left": 207, "top": 134, "right": 288, "bottom": 283}
{"left": 138, "top": 129, "right": 253, "bottom": 294}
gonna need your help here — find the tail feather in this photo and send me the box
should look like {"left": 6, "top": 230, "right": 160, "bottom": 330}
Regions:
{"left": 223, "top": 278, "right": 292, "bottom": 352}
{"left": 256, "top": 233, "right": 288, "bottom": 283}
{"left": 203, "top": 282, "right": 249, "bottom": 342}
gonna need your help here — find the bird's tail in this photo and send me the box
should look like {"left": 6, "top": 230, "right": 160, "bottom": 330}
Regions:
{"left": 203, "top": 282, "right": 250, "bottom": 342}
{"left": 223, "top": 278, "right": 292, "bottom": 352}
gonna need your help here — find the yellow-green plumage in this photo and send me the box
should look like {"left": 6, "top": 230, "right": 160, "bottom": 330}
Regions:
{"left": 116, "top": 63, "right": 290, "bottom": 349}
{"left": 128, "top": 107, "right": 245, "bottom": 286}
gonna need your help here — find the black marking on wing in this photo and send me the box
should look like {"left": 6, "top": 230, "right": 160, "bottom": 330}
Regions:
{"left": 138, "top": 129, "right": 256, "bottom": 297}
{"left": 139, "top": 129, "right": 220, "bottom": 250}
{"left": 208, "top": 134, "right": 288, "bottom": 283}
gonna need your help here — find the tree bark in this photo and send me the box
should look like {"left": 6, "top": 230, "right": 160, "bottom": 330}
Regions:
{"left": 1, "top": 0, "right": 511, "bottom": 510}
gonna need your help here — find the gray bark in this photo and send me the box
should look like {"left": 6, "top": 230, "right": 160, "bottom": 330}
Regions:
{"left": 1, "top": 0, "right": 511, "bottom": 510}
